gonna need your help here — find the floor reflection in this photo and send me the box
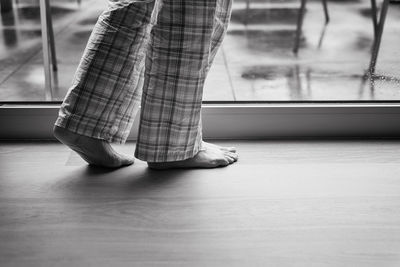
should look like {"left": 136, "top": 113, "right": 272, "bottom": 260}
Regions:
{"left": 0, "top": 0, "right": 400, "bottom": 101}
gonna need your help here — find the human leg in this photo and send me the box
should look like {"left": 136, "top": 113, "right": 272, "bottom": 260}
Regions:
{"left": 135, "top": 0, "right": 236, "bottom": 167}
{"left": 54, "top": 1, "right": 158, "bottom": 167}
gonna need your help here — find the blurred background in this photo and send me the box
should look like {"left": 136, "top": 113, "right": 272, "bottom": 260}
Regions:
{"left": 0, "top": 0, "right": 399, "bottom": 102}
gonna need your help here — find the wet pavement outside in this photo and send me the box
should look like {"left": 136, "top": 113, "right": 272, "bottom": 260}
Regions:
{"left": 0, "top": 0, "right": 399, "bottom": 102}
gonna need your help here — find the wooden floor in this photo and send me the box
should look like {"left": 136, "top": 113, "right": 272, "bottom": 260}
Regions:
{"left": 1, "top": 140, "right": 400, "bottom": 267}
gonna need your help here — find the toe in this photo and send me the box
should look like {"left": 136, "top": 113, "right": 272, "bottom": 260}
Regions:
{"left": 215, "top": 145, "right": 236, "bottom": 153}
{"left": 225, "top": 155, "right": 235, "bottom": 164}
{"left": 222, "top": 146, "right": 237, "bottom": 153}
{"left": 98, "top": 152, "right": 134, "bottom": 168}
{"left": 203, "top": 141, "right": 236, "bottom": 153}
{"left": 218, "top": 158, "right": 230, "bottom": 167}
{"left": 225, "top": 151, "right": 238, "bottom": 161}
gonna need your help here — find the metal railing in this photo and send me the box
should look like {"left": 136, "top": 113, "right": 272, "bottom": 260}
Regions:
{"left": 39, "top": 0, "right": 57, "bottom": 101}
{"left": 293, "top": 0, "right": 391, "bottom": 76}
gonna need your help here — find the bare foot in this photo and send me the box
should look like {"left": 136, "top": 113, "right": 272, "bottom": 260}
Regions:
{"left": 147, "top": 142, "right": 238, "bottom": 170}
{"left": 53, "top": 126, "right": 134, "bottom": 168}
{"left": 202, "top": 141, "right": 236, "bottom": 153}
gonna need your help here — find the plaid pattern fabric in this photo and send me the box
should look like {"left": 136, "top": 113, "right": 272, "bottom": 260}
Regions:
{"left": 55, "top": 0, "right": 232, "bottom": 162}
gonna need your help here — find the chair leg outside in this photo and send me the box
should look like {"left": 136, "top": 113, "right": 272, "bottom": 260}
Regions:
{"left": 45, "top": 0, "right": 58, "bottom": 72}
{"left": 245, "top": 0, "right": 250, "bottom": 26}
{"left": 322, "top": 0, "right": 329, "bottom": 23}
{"left": 294, "top": 0, "right": 329, "bottom": 54}
{"left": 39, "top": 0, "right": 54, "bottom": 100}
{"left": 293, "top": 0, "right": 307, "bottom": 54}
{"left": 368, "top": 0, "right": 389, "bottom": 75}
{"left": 370, "top": 0, "right": 378, "bottom": 39}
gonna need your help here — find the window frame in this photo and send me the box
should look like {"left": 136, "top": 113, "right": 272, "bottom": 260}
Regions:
{"left": 1, "top": 102, "right": 400, "bottom": 140}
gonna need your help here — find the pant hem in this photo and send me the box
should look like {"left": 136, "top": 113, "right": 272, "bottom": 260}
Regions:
{"left": 135, "top": 140, "right": 202, "bottom": 163}
{"left": 54, "top": 115, "right": 128, "bottom": 144}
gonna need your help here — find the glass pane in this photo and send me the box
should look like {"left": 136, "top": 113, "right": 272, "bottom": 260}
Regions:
{"left": 0, "top": 0, "right": 105, "bottom": 101}
{"left": 213, "top": 0, "right": 400, "bottom": 101}
{"left": 0, "top": 0, "right": 399, "bottom": 102}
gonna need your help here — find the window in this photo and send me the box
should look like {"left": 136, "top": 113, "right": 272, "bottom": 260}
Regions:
{"left": 1, "top": 0, "right": 400, "bottom": 139}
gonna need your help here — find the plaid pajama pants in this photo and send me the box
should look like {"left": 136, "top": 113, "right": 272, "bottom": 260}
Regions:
{"left": 55, "top": 0, "right": 232, "bottom": 162}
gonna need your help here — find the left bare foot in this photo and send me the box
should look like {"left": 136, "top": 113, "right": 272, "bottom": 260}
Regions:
{"left": 53, "top": 126, "right": 134, "bottom": 168}
{"left": 147, "top": 142, "right": 238, "bottom": 170}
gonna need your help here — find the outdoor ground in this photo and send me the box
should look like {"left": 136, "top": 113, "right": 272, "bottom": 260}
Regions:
{"left": 0, "top": 0, "right": 399, "bottom": 101}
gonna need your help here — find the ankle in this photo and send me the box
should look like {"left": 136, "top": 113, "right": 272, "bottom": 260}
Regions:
{"left": 53, "top": 126, "right": 79, "bottom": 143}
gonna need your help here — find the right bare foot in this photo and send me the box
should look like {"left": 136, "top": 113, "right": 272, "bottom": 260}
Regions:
{"left": 147, "top": 142, "right": 238, "bottom": 170}
{"left": 53, "top": 126, "right": 134, "bottom": 168}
